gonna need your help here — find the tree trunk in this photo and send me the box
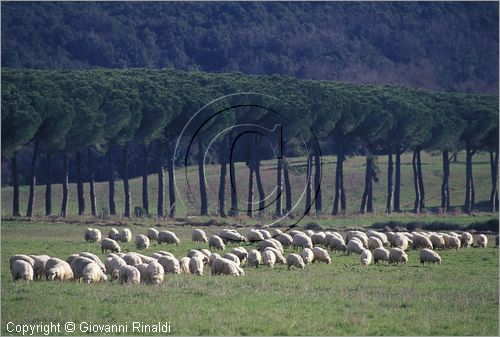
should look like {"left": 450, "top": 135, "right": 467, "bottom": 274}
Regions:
{"left": 332, "top": 145, "right": 345, "bottom": 215}
{"left": 412, "top": 150, "right": 421, "bottom": 213}
{"left": 464, "top": 144, "right": 475, "bottom": 214}
{"left": 12, "top": 155, "right": 20, "bottom": 217}
{"left": 360, "top": 156, "right": 373, "bottom": 214}
{"left": 167, "top": 142, "right": 176, "bottom": 217}
{"left": 76, "top": 150, "right": 85, "bottom": 215}
{"left": 228, "top": 133, "right": 239, "bottom": 216}
{"left": 394, "top": 146, "right": 401, "bottom": 212}
{"left": 314, "top": 147, "right": 322, "bottom": 215}
{"left": 441, "top": 150, "right": 450, "bottom": 213}
{"left": 490, "top": 150, "right": 499, "bottom": 212}
{"left": 122, "top": 144, "right": 131, "bottom": 218}
{"left": 218, "top": 141, "right": 227, "bottom": 217}
{"left": 283, "top": 148, "right": 292, "bottom": 213}
{"left": 247, "top": 165, "right": 254, "bottom": 217}
{"left": 198, "top": 138, "right": 208, "bottom": 216}
{"left": 60, "top": 153, "right": 69, "bottom": 218}
{"left": 45, "top": 151, "right": 52, "bottom": 216}
{"left": 386, "top": 150, "right": 393, "bottom": 213}
{"left": 142, "top": 144, "right": 149, "bottom": 215}
{"left": 416, "top": 149, "right": 425, "bottom": 210}
{"left": 304, "top": 153, "right": 312, "bottom": 215}
{"left": 26, "top": 140, "right": 39, "bottom": 217}
{"left": 254, "top": 162, "right": 265, "bottom": 216}
{"left": 275, "top": 155, "right": 283, "bottom": 217}
{"left": 157, "top": 144, "right": 165, "bottom": 218}
{"left": 108, "top": 144, "right": 116, "bottom": 216}
{"left": 88, "top": 148, "right": 97, "bottom": 216}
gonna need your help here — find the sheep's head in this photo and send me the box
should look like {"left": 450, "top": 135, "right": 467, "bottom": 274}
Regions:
{"left": 101, "top": 274, "right": 108, "bottom": 282}
{"left": 47, "top": 271, "right": 57, "bottom": 281}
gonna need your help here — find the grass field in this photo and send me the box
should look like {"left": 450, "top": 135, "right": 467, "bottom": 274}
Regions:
{"left": 1, "top": 221, "right": 499, "bottom": 335}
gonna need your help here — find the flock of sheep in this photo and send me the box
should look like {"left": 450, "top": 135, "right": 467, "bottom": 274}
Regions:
{"left": 10, "top": 225, "right": 492, "bottom": 285}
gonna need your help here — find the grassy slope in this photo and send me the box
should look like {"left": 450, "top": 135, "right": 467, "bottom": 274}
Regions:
{"left": 1, "top": 151, "right": 496, "bottom": 227}
{"left": 1, "top": 221, "right": 498, "bottom": 335}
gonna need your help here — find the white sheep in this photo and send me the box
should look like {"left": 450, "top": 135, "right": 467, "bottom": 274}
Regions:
{"left": 304, "top": 229, "right": 315, "bottom": 237}
{"left": 29, "top": 255, "right": 51, "bottom": 280}
{"left": 200, "top": 249, "right": 212, "bottom": 258}
{"left": 429, "top": 233, "right": 446, "bottom": 250}
{"left": 412, "top": 233, "right": 433, "bottom": 250}
{"left": 231, "top": 247, "right": 248, "bottom": 263}
{"left": 259, "top": 238, "right": 284, "bottom": 253}
{"left": 123, "top": 252, "right": 142, "bottom": 266}
{"left": 101, "top": 238, "right": 121, "bottom": 254}
{"left": 79, "top": 252, "right": 106, "bottom": 272}
{"left": 388, "top": 248, "right": 408, "bottom": 265}
{"left": 262, "top": 250, "right": 276, "bottom": 267}
{"left": 135, "top": 263, "right": 149, "bottom": 282}
{"left": 247, "top": 229, "right": 265, "bottom": 242}
{"left": 187, "top": 250, "right": 209, "bottom": 264}
{"left": 46, "top": 261, "right": 74, "bottom": 281}
{"left": 300, "top": 248, "right": 314, "bottom": 265}
{"left": 420, "top": 248, "right": 442, "bottom": 266}
{"left": 45, "top": 258, "right": 65, "bottom": 276}
{"left": 477, "top": 234, "right": 488, "bottom": 248}
{"left": 119, "top": 228, "right": 132, "bottom": 242}
{"left": 218, "top": 229, "right": 246, "bottom": 244}
{"left": 179, "top": 257, "right": 191, "bottom": 274}
{"left": 70, "top": 256, "right": 95, "bottom": 280}
{"left": 312, "top": 247, "right": 331, "bottom": 264}
{"left": 146, "top": 261, "right": 164, "bottom": 285}
{"left": 223, "top": 253, "right": 241, "bottom": 266}
{"left": 208, "top": 253, "right": 221, "bottom": 267}
{"left": 135, "top": 234, "right": 150, "bottom": 250}
{"left": 346, "top": 231, "right": 368, "bottom": 248}
{"left": 134, "top": 253, "right": 156, "bottom": 264}
{"left": 11, "top": 260, "right": 33, "bottom": 281}
{"left": 275, "top": 233, "right": 293, "bottom": 247}
{"left": 373, "top": 247, "right": 390, "bottom": 264}
{"left": 393, "top": 233, "right": 409, "bottom": 251}
{"left": 248, "top": 249, "right": 262, "bottom": 268}
{"left": 288, "top": 229, "right": 305, "bottom": 237}
{"left": 108, "top": 228, "right": 120, "bottom": 240}
{"left": 360, "top": 249, "right": 372, "bottom": 266}
{"left": 448, "top": 236, "right": 461, "bottom": 250}
{"left": 158, "top": 230, "right": 180, "bottom": 245}
{"left": 146, "top": 227, "right": 159, "bottom": 242}
{"left": 84, "top": 228, "right": 102, "bottom": 242}
{"left": 263, "top": 247, "right": 286, "bottom": 264}
{"left": 208, "top": 235, "right": 225, "bottom": 250}
{"left": 211, "top": 257, "right": 245, "bottom": 276}
{"left": 119, "top": 265, "right": 141, "bottom": 284}
{"left": 461, "top": 232, "right": 473, "bottom": 248}
{"left": 107, "top": 256, "right": 126, "bottom": 280}
{"left": 311, "top": 232, "right": 326, "bottom": 246}
{"left": 326, "top": 235, "right": 347, "bottom": 253}
{"left": 158, "top": 256, "right": 180, "bottom": 274}
{"left": 368, "top": 237, "right": 383, "bottom": 250}
{"left": 286, "top": 253, "right": 305, "bottom": 270}
{"left": 346, "top": 239, "right": 364, "bottom": 255}
{"left": 189, "top": 256, "right": 205, "bottom": 275}
{"left": 66, "top": 254, "right": 79, "bottom": 266}
{"left": 258, "top": 229, "right": 272, "bottom": 239}
{"left": 367, "top": 230, "right": 388, "bottom": 245}
{"left": 292, "top": 233, "right": 313, "bottom": 250}
{"left": 10, "top": 254, "right": 34, "bottom": 270}
{"left": 192, "top": 229, "right": 208, "bottom": 243}
{"left": 82, "top": 262, "right": 107, "bottom": 284}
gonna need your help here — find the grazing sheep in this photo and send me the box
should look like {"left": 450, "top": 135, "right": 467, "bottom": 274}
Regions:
{"left": 412, "top": 233, "right": 433, "bottom": 250}
{"left": 82, "top": 262, "right": 107, "bottom": 284}
{"left": 134, "top": 253, "right": 156, "bottom": 264}
{"left": 275, "top": 233, "right": 293, "bottom": 247}
{"left": 179, "top": 257, "right": 191, "bottom": 274}
{"left": 461, "top": 232, "right": 473, "bottom": 248}
{"left": 304, "top": 229, "right": 315, "bottom": 237}
{"left": 346, "top": 239, "right": 364, "bottom": 255}
{"left": 373, "top": 247, "right": 390, "bottom": 264}
{"left": 66, "top": 254, "right": 79, "bottom": 266}
{"left": 79, "top": 252, "right": 106, "bottom": 272}
{"left": 258, "top": 229, "right": 272, "bottom": 239}
{"left": 84, "top": 228, "right": 102, "bottom": 242}
{"left": 29, "top": 255, "right": 51, "bottom": 280}
{"left": 393, "top": 233, "right": 409, "bottom": 251}
{"left": 368, "top": 237, "right": 383, "bottom": 250}
{"left": 192, "top": 229, "right": 208, "bottom": 243}
{"left": 146, "top": 227, "right": 159, "bottom": 242}
{"left": 11, "top": 260, "right": 34, "bottom": 281}
{"left": 367, "top": 230, "right": 388, "bottom": 245}
{"left": 158, "top": 230, "right": 180, "bottom": 245}
{"left": 288, "top": 229, "right": 305, "bottom": 237}
{"left": 119, "top": 265, "right": 141, "bottom": 284}
{"left": 123, "top": 253, "right": 142, "bottom": 266}
{"left": 218, "top": 229, "right": 246, "bottom": 244}
{"left": 158, "top": 256, "right": 180, "bottom": 274}
{"left": 10, "top": 254, "right": 34, "bottom": 270}
{"left": 108, "top": 228, "right": 120, "bottom": 240}
{"left": 326, "top": 235, "right": 347, "bottom": 253}
{"left": 259, "top": 239, "right": 284, "bottom": 253}
{"left": 146, "top": 261, "right": 164, "bottom": 285}
{"left": 200, "top": 249, "right": 212, "bottom": 258}
{"left": 211, "top": 257, "right": 245, "bottom": 276}
{"left": 189, "top": 256, "right": 205, "bottom": 275}
{"left": 223, "top": 253, "right": 241, "bottom": 266}
{"left": 247, "top": 229, "right": 265, "bottom": 242}
{"left": 312, "top": 247, "right": 331, "bottom": 264}
{"left": 272, "top": 229, "right": 283, "bottom": 236}
{"left": 119, "top": 228, "right": 132, "bottom": 243}
{"left": 292, "top": 233, "right": 313, "bottom": 250}
{"left": 70, "top": 256, "right": 95, "bottom": 280}
{"left": 311, "top": 232, "right": 326, "bottom": 246}
{"left": 300, "top": 248, "right": 314, "bottom": 265}
{"left": 263, "top": 247, "right": 286, "bottom": 264}
{"left": 231, "top": 247, "right": 249, "bottom": 263}
{"left": 135, "top": 234, "right": 150, "bottom": 250}
{"left": 101, "top": 238, "right": 121, "bottom": 254}
{"left": 135, "top": 263, "right": 149, "bottom": 282}
{"left": 187, "top": 250, "right": 209, "bottom": 264}
{"left": 248, "top": 250, "right": 262, "bottom": 268}
{"left": 346, "top": 231, "right": 369, "bottom": 248}
{"left": 44, "top": 258, "right": 65, "bottom": 276}
{"left": 286, "top": 253, "right": 305, "bottom": 270}
{"left": 448, "top": 236, "right": 461, "bottom": 250}
{"left": 262, "top": 250, "right": 276, "bottom": 267}
{"left": 477, "top": 234, "right": 488, "bottom": 248}
{"left": 208, "top": 253, "right": 221, "bottom": 267}
{"left": 46, "top": 261, "right": 73, "bottom": 281}
{"left": 360, "top": 249, "right": 372, "bottom": 266}
{"left": 388, "top": 248, "right": 408, "bottom": 265}
{"left": 106, "top": 256, "right": 126, "bottom": 280}
{"left": 150, "top": 252, "right": 165, "bottom": 260}
{"left": 386, "top": 231, "right": 396, "bottom": 246}
{"left": 429, "top": 234, "right": 446, "bottom": 250}
{"left": 208, "top": 235, "right": 225, "bottom": 250}
{"left": 420, "top": 248, "right": 442, "bottom": 266}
